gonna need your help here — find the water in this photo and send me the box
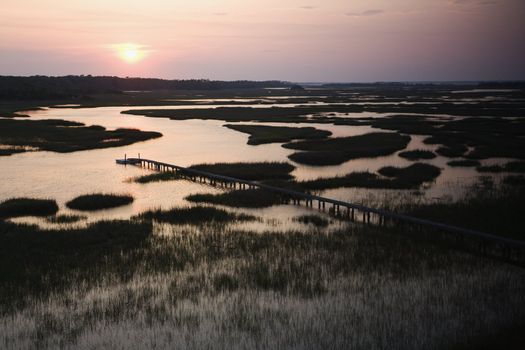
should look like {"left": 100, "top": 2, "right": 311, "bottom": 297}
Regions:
{"left": 0, "top": 104, "right": 500, "bottom": 225}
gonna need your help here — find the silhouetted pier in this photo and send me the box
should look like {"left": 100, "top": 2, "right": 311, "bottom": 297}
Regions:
{"left": 121, "top": 157, "right": 525, "bottom": 266}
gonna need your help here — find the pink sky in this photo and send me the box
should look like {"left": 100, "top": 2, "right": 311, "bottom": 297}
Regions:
{"left": 1, "top": 0, "right": 524, "bottom": 81}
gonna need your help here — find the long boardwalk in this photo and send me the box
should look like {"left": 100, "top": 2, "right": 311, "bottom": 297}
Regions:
{"left": 122, "top": 157, "right": 525, "bottom": 266}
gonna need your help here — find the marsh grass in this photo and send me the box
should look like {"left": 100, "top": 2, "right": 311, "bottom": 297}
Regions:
{"left": 293, "top": 215, "right": 330, "bottom": 228}
{"left": 398, "top": 149, "right": 436, "bottom": 160}
{"left": 447, "top": 159, "right": 481, "bottom": 167}
{"left": 188, "top": 162, "right": 295, "bottom": 181}
{"left": 283, "top": 132, "right": 411, "bottom": 166}
{"left": 185, "top": 189, "right": 283, "bottom": 208}
{"left": 378, "top": 163, "right": 441, "bottom": 181}
{"left": 66, "top": 194, "right": 134, "bottom": 211}
{"left": 504, "top": 175, "right": 525, "bottom": 186}
{"left": 301, "top": 163, "right": 441, "bottom": 190}
{"left": 133, "top": 171, "right": 180, "bottom": 183}
{"left": 0, "top": 118, "right": 162, "bottom": 153}
{"left": 435, "top": 144, "right": 468, "bottom": 157}
{"left": 0, "top": 198, "right": 59, "bottom": 219}
{"left": 1, "top": 217, "right": 524, "bottom": 349}
{"left": 0, "top": 219, "right": 152, "bottom": 306}
{"left": 46, "top": 214, "right": 87, "bottom": 224}
{"left": 0, "top": 148, "right": 26, "bottom": 156}
{"left": 224, "top": 124, "right": 331, "bottom": 145}
{"left": 369, "top": 115, "right": 525, "bottom": 160}
{"left": 477, "top": 161, "right": 525, "bottom": 173}
{"left": 122, "top": 106, "right": 364, "bottom": 123}
{"left": 136, "top": 206, "right": 256, "bottom": 224}
{"left": 402, "top": 179, "right": 525, "bottom": 240}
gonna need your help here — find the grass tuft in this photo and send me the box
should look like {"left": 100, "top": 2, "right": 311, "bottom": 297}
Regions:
{"left": 46, "top": 214, "right": 86, "bottom": 224}
{"left": 189, "top": 162, "right": 295, "bottom": 181}
{"left": 447, "top": 159, "right": 481, "bottom": 167}
{"left": 66, "top": 194, "right": 134, "bottom": 211}
{"left": 0, "top": 198, "right": 59, "bottom": 219}
{"left": 398, "top": 149, "right": 436, "bottom": 160}
{"left": 293, "top": 215, "right": 330, "bottom": 227}
{"left": 133, "top": 172, "right": 180, "bottom": 184}
{"left": 137, "top": 206, "right": 256, "bottom": 224}
{"left": 186, "top": 189, "right": 283, "bottom": 208}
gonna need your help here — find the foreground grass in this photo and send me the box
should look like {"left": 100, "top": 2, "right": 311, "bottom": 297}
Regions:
{"left": 0, "top": 219, "right": 151, "bottom": 307}
{"left": 0, "top": 198, "right": 58, "bottom": 219}
{"left": 224, "top": 124, "right": 332, "bottom": 145}
{"left": 0, "top": 118, "right": 162, "bottom": 154}
{"left": 188, "top": 162, "right": 296, "bottom": 181}
{"left": 283, "top": 132, "right": 411, "bottom": 166}
{"left": 0, "top": 212, "right": 523, "bottom": 349}
{"left": 66, "top": 194, "right": 134, "bottom": 211}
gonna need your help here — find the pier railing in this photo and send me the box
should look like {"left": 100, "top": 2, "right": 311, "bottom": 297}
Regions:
{"left": 122, "top": 157, "right": 525, "bottom": 266}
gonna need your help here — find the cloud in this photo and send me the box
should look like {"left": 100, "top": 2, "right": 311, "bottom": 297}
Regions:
{"left": 213, "top": 12, "right": 228, "bottom": 16}
{"left": 346, "top": 9, "right": 384, "bottom": 17}
{"left": 300, "top": 6, "right": 317, "bottom": 10}
{"left": 451, "top": 0, "right": 498, "bottom": 5}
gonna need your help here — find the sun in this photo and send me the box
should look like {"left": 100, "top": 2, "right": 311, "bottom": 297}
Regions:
{"left": 115, "top": 43, "right": 147, "bottom": 64}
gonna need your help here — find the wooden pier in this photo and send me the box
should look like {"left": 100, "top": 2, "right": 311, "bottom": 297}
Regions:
{"left": 122, "top": 157, "right": 525, "bottom": 266}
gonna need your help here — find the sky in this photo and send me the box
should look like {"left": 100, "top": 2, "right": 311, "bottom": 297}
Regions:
{"left": 1, "top": 0, "right": 525, "bottom": 82}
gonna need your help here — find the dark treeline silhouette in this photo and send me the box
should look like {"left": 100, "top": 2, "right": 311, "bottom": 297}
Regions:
{"left": 319, "top": 81, "right": 525, "bottom": 89}
{"left": 0, "top": 76, "right": 289, "bottom": 100}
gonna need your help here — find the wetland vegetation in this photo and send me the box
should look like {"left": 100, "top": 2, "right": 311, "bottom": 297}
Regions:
{"left": 300, "top": 163, "right": 441, "bottom": 190}
{"left": 0, "top": 198, "right": 59, "bottom": 219}
{"left": 185, "top": 189, "right": 283, "bottom": 208}
{"left": 224, "top": 124, "right": 332, "bottom": 145}
{"left": 476, "top": 161, "right": 525, "bottom": 173}
{"left": 293, "top": 215, "right": 330, "bottom": 228}
{"left": 447, "top": 159, "right": 481, "bottom": 167}
{"left": 1, "top": 195, "right": 524, "bottom": 348}
{"left": 403, "top": 178, "right": 525, "bottom": 240}
{"left": 66, "top": 194, "right": 134, "bottom": 211}
{"left": 132, "top": 171, "right": 180, "bottom": 184}
{"left": 398, "top": 149, "right": 436, "bottom": 160}
{"left": 0, "top": 118, "right": 162, "bottom": 154}
{"left": 136, "top": 206, "right": 256, "bottom": 224}
{"left": 283, "top": 132, "right": 411, "bottom": 165}
{"left": 188, "top": 162, "right": 296, "bottom": 181}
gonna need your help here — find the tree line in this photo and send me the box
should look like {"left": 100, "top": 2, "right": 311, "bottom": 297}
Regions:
{"left": 0, "top": 76, "right": 289, "bottom": 100}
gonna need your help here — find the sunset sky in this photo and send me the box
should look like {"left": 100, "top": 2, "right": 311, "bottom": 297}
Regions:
{"left": 2, "top": 0, "right": 524, "bottom": 82}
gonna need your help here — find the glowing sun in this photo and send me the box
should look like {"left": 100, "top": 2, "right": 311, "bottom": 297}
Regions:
{"left": 115, "top": 43, "right": 147, "bottom": 63}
